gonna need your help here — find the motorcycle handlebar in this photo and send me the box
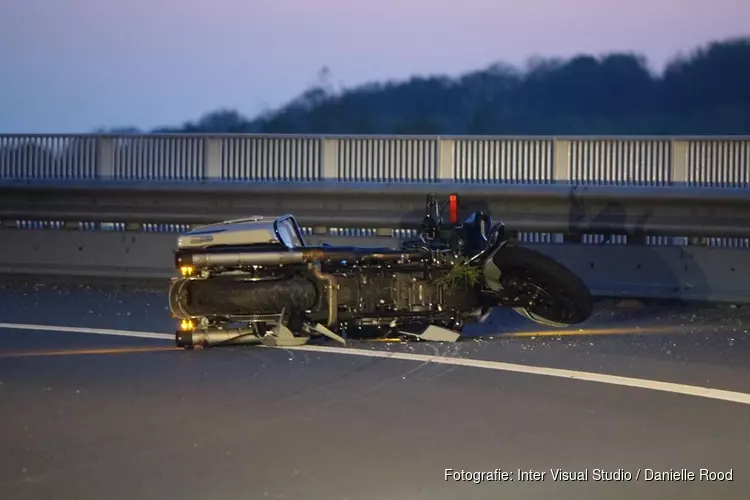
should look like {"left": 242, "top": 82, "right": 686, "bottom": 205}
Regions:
{"left": 420, "top": 193, "right": 442, "bottom": 241}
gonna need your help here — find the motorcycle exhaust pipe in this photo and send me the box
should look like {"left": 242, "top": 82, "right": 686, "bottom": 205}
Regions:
{"left": 176, "top": 327, "right": 263, "bottom": 347}
{"left": 187, "top": 250, "right": 306, "bottom": 268}
{"left": 177, "top": 248, "right": 424, "bottom": 270}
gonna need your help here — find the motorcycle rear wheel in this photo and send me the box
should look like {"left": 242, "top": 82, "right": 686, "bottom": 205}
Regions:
{"left": 171, "top": 275, "right": 319, "bottom": 318}
{"left": 491, "top": 245, "right": 594, "bottom": 327}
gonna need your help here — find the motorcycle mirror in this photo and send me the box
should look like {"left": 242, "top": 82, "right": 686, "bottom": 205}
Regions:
{"left": 448, "top": 193, "right": 459, "bottom": 225}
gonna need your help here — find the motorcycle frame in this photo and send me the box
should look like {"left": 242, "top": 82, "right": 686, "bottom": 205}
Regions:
{"left": 411, "top": 192, "right": 511, "bottom": 266}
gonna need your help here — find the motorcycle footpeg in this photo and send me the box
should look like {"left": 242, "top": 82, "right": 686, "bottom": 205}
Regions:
{"left": 399, "top": 325, "right": 461, "bottom": 343}
{"left": 261, "top": 323, "right": 310, "bottom": 347}
{"left": 305, "top": 323, "right": 347, "bottom": 345}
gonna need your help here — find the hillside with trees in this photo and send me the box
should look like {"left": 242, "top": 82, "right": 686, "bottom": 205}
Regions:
{"left": 126, "top": 37, "right": 750, "bottom": 135}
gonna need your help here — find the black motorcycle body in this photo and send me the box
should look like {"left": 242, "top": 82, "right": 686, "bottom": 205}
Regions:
{"left": 169, "top": 193, "right": 594, "bottom": 347}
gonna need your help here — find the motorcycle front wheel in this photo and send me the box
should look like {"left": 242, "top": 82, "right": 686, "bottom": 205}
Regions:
{"left": 491, "top": 245, "right": 594, "bottom": 327}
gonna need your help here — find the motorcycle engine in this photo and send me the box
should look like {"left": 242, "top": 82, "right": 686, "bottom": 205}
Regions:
{"left": 333, "top": 267, "right": 479, "bottom": 318}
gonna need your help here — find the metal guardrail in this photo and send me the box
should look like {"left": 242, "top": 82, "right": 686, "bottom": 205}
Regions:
{"left": 2, "top": 193, "right": 750, "bottom": 303}
{"left": 1, "top": 134, "right": 750, "bottom": 187}
{"left": 2, "top": 182, "right": 750, "bottom": 242}
{"left": 2, "top": 181, "right": 750, "bottom": 302}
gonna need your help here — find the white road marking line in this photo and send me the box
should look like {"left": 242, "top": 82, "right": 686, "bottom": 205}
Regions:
{"left": 282, "top": 345, "right": 750, "bottom": 405}
{"left": 1, "top": 322, "right": 749, "bottom": 405}
{"left": 0, "top": 322, "right": 173, "bottom": 340}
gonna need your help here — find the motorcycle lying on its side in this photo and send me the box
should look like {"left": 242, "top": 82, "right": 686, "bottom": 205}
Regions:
{"left": 169, "top": 193, "right": 594, "bottom": 348}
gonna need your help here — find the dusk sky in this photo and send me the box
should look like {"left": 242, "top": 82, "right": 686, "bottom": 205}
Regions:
{"left": 1, "top": 0, "right": 748, "bottom": 133}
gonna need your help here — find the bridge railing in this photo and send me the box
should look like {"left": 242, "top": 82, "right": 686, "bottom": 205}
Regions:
{"left": 1, "top": 134, "right": 749, "bottom": 187}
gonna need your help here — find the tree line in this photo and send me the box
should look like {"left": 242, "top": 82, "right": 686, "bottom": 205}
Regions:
{"left": 116, "top": 37, "right": 750, "bottom": 135}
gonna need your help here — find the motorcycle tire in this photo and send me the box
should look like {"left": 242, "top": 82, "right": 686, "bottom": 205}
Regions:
{"left": 491, "top": 245, "right": 594, "bottom": 327}
{"left": 171, "top": 275, "right": 319, "bottom": 317}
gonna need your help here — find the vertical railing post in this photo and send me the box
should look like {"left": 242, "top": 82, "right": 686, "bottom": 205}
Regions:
{"left": 97, "top": 136, "right": 115, "bottom": 180}
{"left": 204, "top": 137, "right": 223, "bottom": 181}
{"left": 670, "top": 139, "right": 688, "bottom": 187}
{"left": 321, "top": 137, "right": 339, "bottom": 181}
{"left": 553, "top": 139, "right": 571, "bottom": 184}
{"left": 437, "top": 138, "right": 455, "bottom": 182}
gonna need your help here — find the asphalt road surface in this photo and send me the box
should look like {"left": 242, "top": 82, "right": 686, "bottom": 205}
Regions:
{"left": 0, "top": 278, "right": 749, "bottom": 500}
